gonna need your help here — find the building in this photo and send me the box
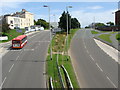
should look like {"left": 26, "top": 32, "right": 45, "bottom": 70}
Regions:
{"left": 115, "top": 10, "right": 120, "bottom": 25}
{"left": 5, "top": 9, "right": 34, "bottom": 29}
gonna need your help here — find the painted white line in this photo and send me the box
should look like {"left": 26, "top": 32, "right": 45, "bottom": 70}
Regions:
{"left": 106, "top": 76, "right": 117, "bottom": 88}
{"left": 20, "top": 50, "right": 23, "bottom": 54}
{"left": 96, "top": 63, "right": 103, "bottom": 72}
{"left": 89, "top": 55, "right": 95, "bottom": 62}
{"left": 9, "top": 64, "right": 14, "bottom": 72}
{"left": 86, "top": 50, "right": 89, "bottom": 54}
{"left": 0, "top": 77, "right": 7, "bottom": 89}
{"left": 84, "top": 46, "right": 87, "bottom": 49}
{"left": 16, "top": 56, "right": 19, "bottom": 61}
{"left": 24, "top": 49, "right": 34, "bottom": 51}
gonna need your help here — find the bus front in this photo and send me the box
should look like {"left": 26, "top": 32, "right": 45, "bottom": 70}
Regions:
{"left": 12, "top": 40, "right": 21, "bottom": 48}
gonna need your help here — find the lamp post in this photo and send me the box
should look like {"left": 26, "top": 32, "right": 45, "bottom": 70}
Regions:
{"left": 43, "top": 5, "right": 52, "bottom": 60}
{"left": 66, "top": 6, "right": 72, "bottom": 60}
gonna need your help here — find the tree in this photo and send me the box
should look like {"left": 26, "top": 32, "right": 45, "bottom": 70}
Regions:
{"left": 36, "top": 19, "right": 49, "bottom": 29}
{"left": 34, "top": 20, "right": 37, "bottom": 25}
{"left": 95, "top": 23, "right": 106, "bottom": 28}
{"left": 58, "top": 11, "right": 80, "bottom": 33}
{"left": 106, "top": 22, "right": 114, "bottom": 26}
{"left": 0, "top": 17, "right": 10, "bottom": 34}
{"left": 71, "top": 18, "right": 81, "bottom": 29}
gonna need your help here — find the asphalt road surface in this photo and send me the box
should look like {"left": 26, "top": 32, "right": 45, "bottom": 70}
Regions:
{"left": 1, "top": 31, "right": 50, "bottom": 88}
{"left": 69, "top": 29, "right": 118, "bottom": 88}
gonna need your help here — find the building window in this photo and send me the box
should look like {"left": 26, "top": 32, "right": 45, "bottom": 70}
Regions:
{"left": 10, "top": 20, "right": 13, "bottom": 24}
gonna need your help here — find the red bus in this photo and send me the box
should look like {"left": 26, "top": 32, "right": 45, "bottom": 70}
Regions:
{"left": 12, "top": 35, "right": 27, "bottom": 48}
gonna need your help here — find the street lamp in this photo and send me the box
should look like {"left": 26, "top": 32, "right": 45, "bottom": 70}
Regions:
{"left": 66, "top": 6, "right": 72, "bottom": 60}
{"left": 43, "top": 5, "right": 52, "bottom": 60}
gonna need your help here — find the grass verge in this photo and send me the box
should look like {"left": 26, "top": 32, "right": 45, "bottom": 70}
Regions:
{"left": 98, "top": 34, "right": 112, "bottom": 43}
{"left": 46, "top": 29, "right": 80, "bottom": 88}
{"left": 116, "top": 33, "right": 120, "bottom": 42}
{"left": 0, "top": 29, "right": 25, "bottom": 43}
{"left": 91, "top": 30, "right": 99, "bottom": 34}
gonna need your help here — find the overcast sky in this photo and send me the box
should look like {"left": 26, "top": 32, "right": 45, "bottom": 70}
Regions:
{"left": 1, "top": 1, "right": 119, "bottom": 27}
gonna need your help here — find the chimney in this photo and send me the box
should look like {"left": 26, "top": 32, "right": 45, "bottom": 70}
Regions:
{"left": 22, "top": 9, "right": 27, "bottom": 12}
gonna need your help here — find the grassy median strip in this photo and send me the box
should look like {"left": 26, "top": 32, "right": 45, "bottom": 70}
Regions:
{"left": 0, "top": 29, "right": 25, "bottom": 43}
{"left": 98, "top": 34, "right": 112, "bottom": 43}
{"left": 46, "top": 29, "right": 80, "bottom": 88}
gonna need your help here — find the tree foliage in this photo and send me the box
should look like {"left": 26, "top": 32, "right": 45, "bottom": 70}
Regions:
{"left": 0, "top": 18, "right": 10, "bottom": 34}
{"left": 95, "top": 23, "right": 106, "bottom": 28}
{"left": 35, "top": 19, "right": 49, "bottom": 29}
{"left": 106, "top": 21, "right": 114, "bottom": 26}
{"left": 58, "top": 11, "right": 80, "bottom": 33}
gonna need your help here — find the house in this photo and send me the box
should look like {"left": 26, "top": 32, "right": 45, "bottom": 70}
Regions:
{"left": 5, "top": 9, "right": 34, "bottom": 29}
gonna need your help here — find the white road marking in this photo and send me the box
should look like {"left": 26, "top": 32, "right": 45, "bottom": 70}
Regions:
{"left": 84, "top": 46, "right": 87, "bottom": 49}
{"left": 86, "top": 50, "right": 89, "bottom": 54}
{"left": 9, "top": 64, "right": 14, "bottom": 72}
{"left": 0, "top": 77, "right": 7, "bottom": 89}
{"left": 89, "top": 55, "right": 95, "bottom": 62}
{"left": 106, "top": 76, "right": 117, "bottom": 88}
{"left": 24, "top": 49, "right": 34, "bottom": 51}
{"left": 96, "top": 63, "right": 103, "bottom": 72}
{"left": 20, "top": 50, "right": 23, "bottom": 54}
{"left": 16, "top": 56, "right": 19, "bottom": 61}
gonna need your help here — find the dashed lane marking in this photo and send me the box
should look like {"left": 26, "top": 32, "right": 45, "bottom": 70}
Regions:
{"left": 96, "top": 63, "right": 103, "bottom": 72}
{"left": 0, "top": 77, "right": 7, "bottom": 89}
{"left": 24, "top": 49, "right": 34, "bottom": 51}
{"left": 9, "top": 64, "right": 14, "bottom": 72}
{"left": 86, "top": 50, "right": 89, "bottom": 54}
{"left": 106, "top": 76, "right": 117, "bottom": 88}
{"left": 16, "top": 56, "right": 19, "bottom": 61}
{"left": 89, "top": 55, "right": 95, "bottom": 62}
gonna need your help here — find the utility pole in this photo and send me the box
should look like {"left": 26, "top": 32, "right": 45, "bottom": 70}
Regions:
{"left": 66, "top": 6, "right": 72, "bottom": 60}
{"left": 43, "top": 5, "right": 52, "bottom": 60}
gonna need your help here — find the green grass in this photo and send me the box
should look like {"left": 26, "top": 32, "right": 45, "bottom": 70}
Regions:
{"left": 98, "top": 34, "right": 112, "bottom": 43}
{"left": 46, "top": 54, "right": 79, "bottom": 88}
{"left": 0, "top": 29, "right": 25, "bottom": 43}
{"left": 91, "top": 30, "right": 99, "bottom": 34}
{"left": 46, "top": 29, "right": 80, "bottom": 88}
{"left": 46, "top": 54, "right": 61, "bottom": 88}
{"left": 116, "top": 33, "right": 120, "bottom": 42}
{"left": 58, "top": 54, "right": 79, "bottom": 88}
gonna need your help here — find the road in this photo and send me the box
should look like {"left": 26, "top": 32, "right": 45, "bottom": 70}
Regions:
{"left": 69, "top": 29, "right": 118, "bottom": 88}
{"left": 1, "top": 30, "right": 50, "bottom": 88}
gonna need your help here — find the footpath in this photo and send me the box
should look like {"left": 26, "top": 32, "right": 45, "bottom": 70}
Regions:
{"left": 94, "top": 38, "right": 119, "bottom": 64}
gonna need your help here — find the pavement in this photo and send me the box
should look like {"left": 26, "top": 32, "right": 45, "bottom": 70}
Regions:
{"left": 110, "top": 33, "right": 119, "bottom": 50}
{"left": 1, "top": 30, "right": 50, "bottom": 88}
{"left": 69, "top": 29, "right": 118, "bottom": 88}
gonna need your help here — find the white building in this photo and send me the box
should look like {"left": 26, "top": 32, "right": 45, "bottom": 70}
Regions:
{"left": 6, "top": 9, "right": 34, "bottom": 29}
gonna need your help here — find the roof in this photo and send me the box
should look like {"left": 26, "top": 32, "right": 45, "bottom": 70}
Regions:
{"left": 116, "top": 10, "right": 120, "bottom": 13}
{"left": 12, "top": 35, "right": 27, "bottom": 40}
